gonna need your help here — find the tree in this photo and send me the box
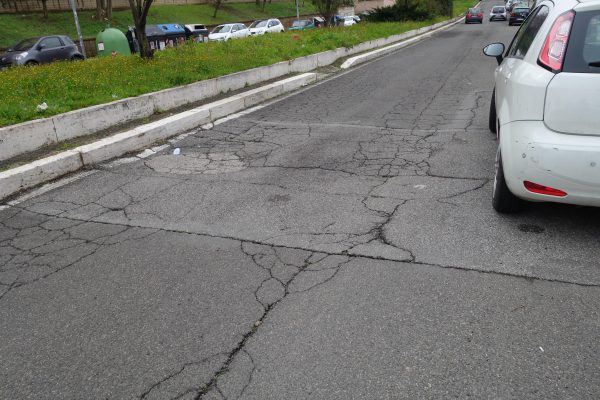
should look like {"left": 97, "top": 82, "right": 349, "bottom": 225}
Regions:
{"left": 211, "top": 0, "right": 224, "bottom": 18}
{"left": 96, "top": 0, "right": 112, "bottom": 20}
{"left": 128, "top": 0, "right": 154, "bottom": 58}
{"left": 41, "top": 0, "right": 48, "bottom": 18}
{"left": 311, "top": 0, "right": 338, "bottom": 26}
{"left": 437, "top": 0, "right": 452, "bottom": 16}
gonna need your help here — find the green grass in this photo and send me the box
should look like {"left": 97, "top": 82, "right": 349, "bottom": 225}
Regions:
{"left": 453, "top": 0, "right": 479, "bottom": 16}
{"left": 0, "top": 1, "right": 318, "bottom": 48}
{"left": 1, "top": 19, "right": 451, "bottom": 127}
{"left": 0, "top": 0, "right": 475, "bottom": 127}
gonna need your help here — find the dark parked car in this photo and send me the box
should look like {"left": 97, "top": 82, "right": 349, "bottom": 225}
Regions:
{"left": 465, "top": 7, "right": 484, "bottom": 24}
{"left": 0, "top": 35, "right": 83, "bottom": 69}
{"left": 508, "top": 6, "right": 530, "bottom": 25}
{"left": 184, "top": 24, "right": 209, "bottom": 43}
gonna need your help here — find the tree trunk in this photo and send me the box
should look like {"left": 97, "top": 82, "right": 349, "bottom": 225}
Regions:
{"left": 136, "top": 22, "right": 152, "bottom": 58}
{"left": 41, "top": 0, "right": 48, "bottom": 18}
{"left": 212, "top": 0, "right": 221, "bottom": 18}
{"left": 96, "top": 0, "right": 103, "bottom": 18}
{"left": 323, "top": 0, "right": 334, "bottom": 27}
{"left": 106, "top": 0, "right": 112, "bottom": 20}
{"left": 128, "top": 0, "right": 154, "bottom": 58}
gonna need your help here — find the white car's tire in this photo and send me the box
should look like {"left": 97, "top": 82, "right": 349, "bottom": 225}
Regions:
{"left": 489, "top": 89, "right": 497, "bottom": 134}
{"left": 493, "top": 148, "right": 524, "bottom": 213}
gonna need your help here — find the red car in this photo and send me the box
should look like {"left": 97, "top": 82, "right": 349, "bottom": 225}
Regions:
{"left": 465, "top": 7, "right": 484, "bottom": 23}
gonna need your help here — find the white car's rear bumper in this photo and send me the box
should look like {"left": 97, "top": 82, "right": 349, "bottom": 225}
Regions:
{"left": 500, "top": 120, "right": 600, "bottom": 207}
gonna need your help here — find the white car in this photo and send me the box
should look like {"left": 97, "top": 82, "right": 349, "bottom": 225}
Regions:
{"left": 343, "top": 16, "right": 357, "bottom": 26}
{"left": 484, "top": 0, "right": 600, "bottom": 212}
{"left": 249, "top": 19, "right": 284, "bottom": 35}
{"left": 208, "top": 23, "right": 250, "bottom": 42}
{"left": 489, "top": 5, "right": 507, "bottom": 20}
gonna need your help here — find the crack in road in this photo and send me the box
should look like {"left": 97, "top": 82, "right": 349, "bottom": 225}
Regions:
{"left": 137, "top": 244, "right": 352, "bottom": 400}
{"left": 2, "top": 204, "right": 597, "bottom": 302}
{"left": 3, "top": 23, "right": 598, "bottom": 399}
{"left": 0, "top": 212, "right": 158, "bottom": 300}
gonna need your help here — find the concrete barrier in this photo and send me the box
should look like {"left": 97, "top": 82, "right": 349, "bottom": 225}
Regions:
{"left": 0, "top": 150, "right": 83, "bottom": 201}
{"left": 0, "top": 16, "right": 461, "bottom": 163}
{"left": 0, "top": 119, "right": 57, "bottom": 160}
{"left": 0, "top": 73, "right": 317, "bottom": 201}
{"left": 53, "top": 95, "right": 156, "bottom": 142}
{"left": 340, "top": 16, "right": 464, "bottom": 69}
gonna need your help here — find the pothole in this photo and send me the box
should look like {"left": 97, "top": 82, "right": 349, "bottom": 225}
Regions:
{"left": 518, "top": 224, "right": 545, "bottom": 234}
{"left": 145, "top": 152, "right": 245, "bottom": 174}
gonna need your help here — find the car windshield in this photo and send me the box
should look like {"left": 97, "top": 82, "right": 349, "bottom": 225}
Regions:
{"left": 469, "top": 8, "right": 481, "bottom": 13}
{"left": 250, "top": 20, "right": 267, "bottom": 28}
{"left": 493, "top": 7, "right": 504, "bottom": 12}
{"left": 514, "top": 7, "right": 529, "bottom": 12}
{"left": 292, "top": 20, "right": 308, "bottom": 27}
{"left": 10, "top": 37, "right": 39, "bottom": 51}
{"left": 212, "top": 25, "right": 231, "bottom": 33}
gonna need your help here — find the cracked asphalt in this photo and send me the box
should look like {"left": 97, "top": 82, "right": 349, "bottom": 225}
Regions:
{"left": 1, "top": 2, "right": 599, "bottom": 398}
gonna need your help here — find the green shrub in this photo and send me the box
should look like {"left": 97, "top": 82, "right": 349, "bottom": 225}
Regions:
{"left": 364, "top": 2, "right": 436, "bottom": 23}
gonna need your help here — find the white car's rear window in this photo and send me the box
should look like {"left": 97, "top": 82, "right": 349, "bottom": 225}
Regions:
{"left": 564, "top": 11, "right": 600, "bottom": 73}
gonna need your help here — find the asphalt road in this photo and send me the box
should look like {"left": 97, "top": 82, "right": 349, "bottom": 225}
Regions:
{"left": 1, "top": 1, "right": 599, "bottom": 398}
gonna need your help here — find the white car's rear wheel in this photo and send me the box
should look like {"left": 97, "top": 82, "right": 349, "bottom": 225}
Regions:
{"left": 489, "top": 89, "right": 497, "bottom": 134}
{"left": 493, "top": 148, "right": 523, "bottom": 213}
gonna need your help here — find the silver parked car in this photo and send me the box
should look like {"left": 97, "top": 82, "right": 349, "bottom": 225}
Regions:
{"left": 0, "top": 35, "right": 83, "bottom": 69}
{"left": 490, "top": 5, "right": 508, "bottom": 21}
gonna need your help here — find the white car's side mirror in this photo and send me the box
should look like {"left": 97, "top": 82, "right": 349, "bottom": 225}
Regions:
{"left": 483, "top": 42, "right": 505, "bottom": 65}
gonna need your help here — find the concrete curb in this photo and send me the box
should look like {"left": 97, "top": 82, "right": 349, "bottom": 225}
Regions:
{"left": 0, "top": 16, "right": 461, "bottom": 162}
{"left": 0, "top": 73, "right": 317, "bottom": 201}
{"left": 340, "top": 16, "right": 465, "bottom": 69}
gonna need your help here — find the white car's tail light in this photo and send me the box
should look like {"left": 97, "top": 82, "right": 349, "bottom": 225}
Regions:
{"left": 524, "top": 181, "right": 567, "bottom": 197}
{"left": 538, "top": 10, "right": 575, "bottom": 72}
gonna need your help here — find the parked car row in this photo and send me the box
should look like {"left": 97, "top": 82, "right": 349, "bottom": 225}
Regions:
{"left": 1, "top": 15, "right": 362, "bottom": 68}
{"left": 468, "top": 2, "right": 531, "bottom": 26}
{"left": 207, "top": 19, "right": 286, "bottom": 41}
{"left": 483, "top": 0, "right": 600, "bottom": 212}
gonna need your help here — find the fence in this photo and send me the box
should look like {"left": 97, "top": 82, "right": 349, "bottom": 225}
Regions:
{"left": 0, "top": 0, "right": 252, "bottom": 13}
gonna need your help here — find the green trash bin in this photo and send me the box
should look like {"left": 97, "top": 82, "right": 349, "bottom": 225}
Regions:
{"left": 96, "top": 28, "right": 131, "bottom": 57}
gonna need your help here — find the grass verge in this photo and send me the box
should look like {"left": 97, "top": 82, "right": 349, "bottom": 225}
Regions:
{"left": 0, "top": 2, "right": 319, "bottom": 49}
{"left": 0, "top": 0, "right": 477, "bottom": 128}
{"left": 0, "top": 18, "right": 456, "bottom": 127}
{"left": 453, "top": 0, "right": 480, "bottom": 15}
